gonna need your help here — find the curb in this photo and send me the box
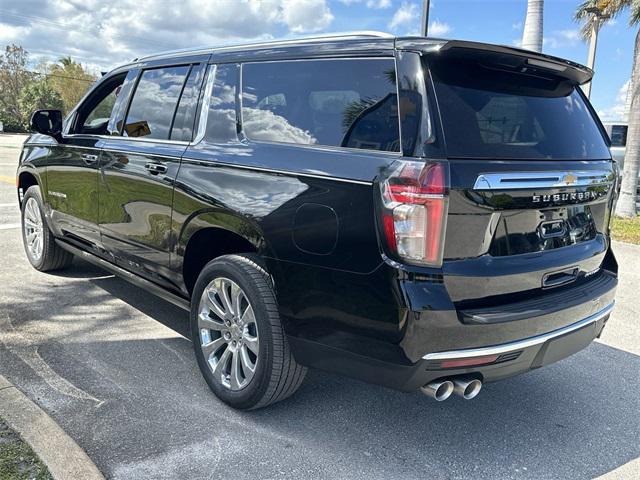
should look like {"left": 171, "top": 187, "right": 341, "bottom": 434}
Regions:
{"left": 0, "top": 374, "right": 104, "bottom": 480}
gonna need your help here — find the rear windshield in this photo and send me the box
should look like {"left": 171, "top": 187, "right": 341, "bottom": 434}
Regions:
{"left": 428, "top": 59, "right": 610, "bottom": 160}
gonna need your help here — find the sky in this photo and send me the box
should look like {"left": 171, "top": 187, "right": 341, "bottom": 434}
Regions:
{"left": 0, "top": 0, "right": 636, "bottom": 121}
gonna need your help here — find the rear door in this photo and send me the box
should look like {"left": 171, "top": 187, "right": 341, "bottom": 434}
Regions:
{"left": 98, "top": 61, "right": 205, "bottom": 287}
{"left": 425, "top": 53, "right": 616, "bottom": 308}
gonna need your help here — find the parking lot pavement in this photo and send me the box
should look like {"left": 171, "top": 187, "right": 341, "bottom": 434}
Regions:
{"left": 0, "top": 134, "right": 639, "bottom": 479}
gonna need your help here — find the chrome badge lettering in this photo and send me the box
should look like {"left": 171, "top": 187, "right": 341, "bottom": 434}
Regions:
{"left": 532, "top": 190, "right": 603, "bottom": 204}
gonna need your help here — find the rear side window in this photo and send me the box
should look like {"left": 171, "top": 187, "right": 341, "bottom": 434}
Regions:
{"left": 204, "top": 64, "right": 239, "bottom": 144}
{"left": 123, "top": 66, "right": 190, "bottom": 140}
{"left": 241, "top": 58, "right": 400, "bottom": 152}
{"left": 171, "top": 64, "right": 205, "bottom": 142}
{"left": 429, "top": 59, "right": 611, "bottom": 160}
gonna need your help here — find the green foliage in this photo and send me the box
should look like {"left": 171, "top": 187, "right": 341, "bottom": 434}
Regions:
{"left": 575, "top": 1, "right": 640, "bottom": 39}
{"left": 0, "top": 418, "right": 52, "bottom": 480}
{"left": 48, "top": 57, "right": 96, "bottom": 115}
{"left": 611, "top": 215, "right": 640, "bottom": 243}
{"left": 19, "top": 78, "right": 64, "bottom": 120}
{"left": 0, "top": 45, "right": 32, "bottom": 132}
{"left": 0, "top": 44, "right": 96, "bottom": 132}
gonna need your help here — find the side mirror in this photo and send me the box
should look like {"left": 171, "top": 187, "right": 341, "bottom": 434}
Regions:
{"left": 30, "top": 110, "right": 63, "bottom": 138}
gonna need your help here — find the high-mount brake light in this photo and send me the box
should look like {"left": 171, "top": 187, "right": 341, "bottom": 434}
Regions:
{"left": 380, "top": 161, "right": 448, "bottom": 266}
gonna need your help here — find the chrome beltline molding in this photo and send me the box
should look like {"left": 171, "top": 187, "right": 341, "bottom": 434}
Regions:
{"left": 422, "top": 301, "right": 614, "bottom": 360}
{"left": 473, "top": 170, "right": 612, "bottom": 190}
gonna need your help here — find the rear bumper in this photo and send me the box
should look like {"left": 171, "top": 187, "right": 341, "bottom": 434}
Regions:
{"left": 289, "top": 302, "right": 614, "bottom": 392}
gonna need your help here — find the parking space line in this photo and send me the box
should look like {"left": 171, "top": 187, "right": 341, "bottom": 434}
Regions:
{"left": 0, "top": 175, "right": 15, "bottom": 185}
{"left": 0, "top": 203, "right": 17, "bottom": 208}
{"left": 0, "top": 223, "right": 20, "bottom": 230}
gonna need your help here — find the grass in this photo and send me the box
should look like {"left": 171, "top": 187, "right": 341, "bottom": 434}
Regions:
{"left": 611, "top": 216, "right": 640, "bottom": 245}
{"left": 0, "top": 418, "right": 51, "bottom": 480}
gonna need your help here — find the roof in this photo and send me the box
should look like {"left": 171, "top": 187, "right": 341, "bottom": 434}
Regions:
{"left": 127, "top": 32, "right": 592, "bottom": 85}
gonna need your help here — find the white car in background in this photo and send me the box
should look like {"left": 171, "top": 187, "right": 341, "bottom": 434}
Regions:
{"left": 602, "top": 122, "right": 639, "bottom": 208}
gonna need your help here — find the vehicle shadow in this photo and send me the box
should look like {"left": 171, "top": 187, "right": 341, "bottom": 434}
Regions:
{"left": 3, "top": 260, "right": 639, "bottom": 479}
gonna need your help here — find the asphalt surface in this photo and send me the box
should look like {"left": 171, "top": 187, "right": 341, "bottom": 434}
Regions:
{"left": 0, "top": 133, "right": 638, "bottom": 480}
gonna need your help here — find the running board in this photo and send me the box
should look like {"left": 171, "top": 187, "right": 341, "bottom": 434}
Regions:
{"left": 55, "top": 239, "right": 191, "bottom": 311}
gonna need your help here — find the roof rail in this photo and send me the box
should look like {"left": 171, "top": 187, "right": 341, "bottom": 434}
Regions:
{"left": 136, "top": 31, "right": 394, "bottom": 62}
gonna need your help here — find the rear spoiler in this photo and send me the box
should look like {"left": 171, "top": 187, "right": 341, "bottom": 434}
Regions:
{"left": 395, "top": 37, "right": 593, "bottom": 85}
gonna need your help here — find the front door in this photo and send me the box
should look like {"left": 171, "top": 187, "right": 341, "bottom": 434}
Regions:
{"left": 47, "top": 72, "right": 128, "bottom": 247}
{"left": 98, "top": 62, "right": 205, "bottom": 287}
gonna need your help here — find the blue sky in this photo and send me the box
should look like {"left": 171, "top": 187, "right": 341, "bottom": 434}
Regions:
{"left": 329, "top": 0, "right": 635, "bottom": 121}
{"left": 1, "top": 0, "right": 635, "bottom": 120}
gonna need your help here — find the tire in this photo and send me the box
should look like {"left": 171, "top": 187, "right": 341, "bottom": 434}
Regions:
{"left": 21, "top": 186, "right": 73, "bottom": 272}
{"left": 190, "top": 253, "right": 306, "bottom": 409}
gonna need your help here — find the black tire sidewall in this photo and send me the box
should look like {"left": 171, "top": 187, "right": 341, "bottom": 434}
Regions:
{"left": 21, "top": 186, "right": 51, "bottom": 270}
{"left": 190, "top": 256, "right": 276, "bottom": 409}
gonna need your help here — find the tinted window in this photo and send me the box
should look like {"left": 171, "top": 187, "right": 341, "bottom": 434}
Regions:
{"left": 610, "top": 125, "right": 627, "bottom": 147}
{"left": 241, "top": 59, "right": 400, "bottom": 152}
{"left": 429, "top": 59, "right": 611, "bottom": 160}
{"left": 123, "top": 66, "right": 189, "bottom": 140}
{"left": 204, "top": 64, "right": 238, "bottom": 143}
{"left": 170, "top": 64, "right": 204, "bottom": 142}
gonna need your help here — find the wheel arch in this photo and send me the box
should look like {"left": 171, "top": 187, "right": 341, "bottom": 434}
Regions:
{"left": 178, "top": 211, "right": 275, "bottom": 295}
{"left": 17, "top": 168, "right": 41, "bottom": 204}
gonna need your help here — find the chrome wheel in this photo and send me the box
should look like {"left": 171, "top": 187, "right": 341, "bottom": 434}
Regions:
{"left": 198, "top": 277, "right": 259, "bottom": 391}
{"left": 23, "top": 197, "right": 43, "bottom": 261}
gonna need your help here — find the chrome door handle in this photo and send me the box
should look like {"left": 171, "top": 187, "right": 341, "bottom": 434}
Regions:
{"left": 145, "top": 162, "right": 168, "bottom": 174}
{"left": 81, "top": 153, "right": 98, "bottom": 164}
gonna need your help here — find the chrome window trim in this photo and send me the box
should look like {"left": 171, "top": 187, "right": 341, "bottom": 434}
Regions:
{"left": 191, "top": 64, "right": 217, "bottom": 145}
{"left": 422, "top": 302, "right": 614, "bottom": 361}
{"left": 62, "top": 134, "right": 189, "bottom": 146}
{"left": 237, "top": 57, "right": 403, "bottom": 156}
{"left": 473, "top": 170, "right": 613, "bottom": 190}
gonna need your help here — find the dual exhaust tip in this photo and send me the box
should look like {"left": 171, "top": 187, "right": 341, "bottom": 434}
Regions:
{"left": 420, "top": 377, "right": 482, "bottom": 401}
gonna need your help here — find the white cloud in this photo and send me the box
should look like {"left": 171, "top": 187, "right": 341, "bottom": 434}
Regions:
{"left": 389, "top": 2, "right": 420, "bottom": 30}
{"left": 598, "top": 80, "right": 631, "bottom": 122}
{"left": 366, "top": 0, "right": 392, "bottom": 8}
{"left": 543, "top": 28, "right": 581, "bottom": 49}
{"left": 281, "top": 0, "right": 334, "bottom": 33}
{"left": 0, "top": 0, "right": 335, "bottom": 70}
{"left": 339, "top": 0, "right": 391, "bottom": 7}
{"left": 512, "top": 21, "right": 523, "bottom": 30}
{"left": 429, "top": 20, "right": 450, "bottom": 36}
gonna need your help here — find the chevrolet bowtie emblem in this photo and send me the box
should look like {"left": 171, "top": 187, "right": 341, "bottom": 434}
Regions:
{"left": 562, "top": 173, "right": 578, "bottom": 185}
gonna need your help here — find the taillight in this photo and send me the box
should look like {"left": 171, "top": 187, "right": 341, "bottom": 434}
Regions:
{"left": 379, "top": 160, "right": 449, "bottom": 267}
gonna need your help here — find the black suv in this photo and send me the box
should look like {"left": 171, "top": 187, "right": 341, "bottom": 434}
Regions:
{"left": 18, "top": 33, "right": 618, "bottom": 409}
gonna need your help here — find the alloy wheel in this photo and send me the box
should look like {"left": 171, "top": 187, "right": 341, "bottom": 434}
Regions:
{"left": 197, "top": 277, "right": 259, "bottom": 390}
{"left": 23, "top": 197, "right": 44, "bottom": 261}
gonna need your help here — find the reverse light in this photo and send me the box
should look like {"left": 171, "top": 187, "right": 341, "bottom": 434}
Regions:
{"left": 380, "top": 161, "right": 449, "bottom": 267}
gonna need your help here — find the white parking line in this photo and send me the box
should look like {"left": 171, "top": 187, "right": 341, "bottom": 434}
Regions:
{"left": 0, "top": 203, "right": 17, "bottom": 208}
{"left": 0, "top": 223, "right": 20, "bottom": 230}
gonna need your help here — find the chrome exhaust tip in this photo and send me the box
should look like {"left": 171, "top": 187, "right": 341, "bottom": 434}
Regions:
{"left": 452, "top": 377, "right": 482, "bottom": 400}
{"left": 421, "top": 380, "right": 454, "bottom": 401}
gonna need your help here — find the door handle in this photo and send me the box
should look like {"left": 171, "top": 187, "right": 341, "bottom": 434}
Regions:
{"left": 145, "top": 162, "right": 168, "bottom": 174}
{"left": 81, "top": 153, "right": 98, "bottom": 164}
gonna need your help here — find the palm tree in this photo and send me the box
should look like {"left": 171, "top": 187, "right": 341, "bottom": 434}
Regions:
{"left": 576, "top": 1, "right": 640, "bottom": 217}
{"left": 522, "top": 0, "right": 544, "bottom": 52}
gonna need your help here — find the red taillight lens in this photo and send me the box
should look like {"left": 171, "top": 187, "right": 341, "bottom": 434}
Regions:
{"left": 380, "top": 161, "right": 448, "bottom": 266}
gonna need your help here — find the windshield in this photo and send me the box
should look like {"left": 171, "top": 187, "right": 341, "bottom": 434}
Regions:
{"left": 428, "top": 58, "right": 610, "bottom": 160}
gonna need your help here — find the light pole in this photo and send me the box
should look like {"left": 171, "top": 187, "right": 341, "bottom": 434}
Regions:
{"left": 422, "top": 0, "right": 430, "bottom": 36}
{"left": 583, "top": 6, "right": 610, "bottom": 99}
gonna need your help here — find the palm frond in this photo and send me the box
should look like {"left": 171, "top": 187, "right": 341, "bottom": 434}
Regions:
{"left": 574, "top": 0, "right": 633, "bottom": 40}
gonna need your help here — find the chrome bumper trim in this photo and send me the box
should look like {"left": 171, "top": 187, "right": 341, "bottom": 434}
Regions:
{"left": 422, "top": 302, "right": 615, "bottom": 361}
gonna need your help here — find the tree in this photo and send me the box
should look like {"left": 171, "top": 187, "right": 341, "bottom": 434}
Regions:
{"left": 522, "top": 0, "right": 544, "bottom": 52}
{"left": 20, "top": 78, "right": 64, "bottom": 119}
{"left": 0, "top": 44, "right": 32, "bottom": 131}
{"left": 48, "top": 57, "right": 96, "bottom": 114}
{"left": 576, "top": 0, "right": 640, "bottom": 217}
